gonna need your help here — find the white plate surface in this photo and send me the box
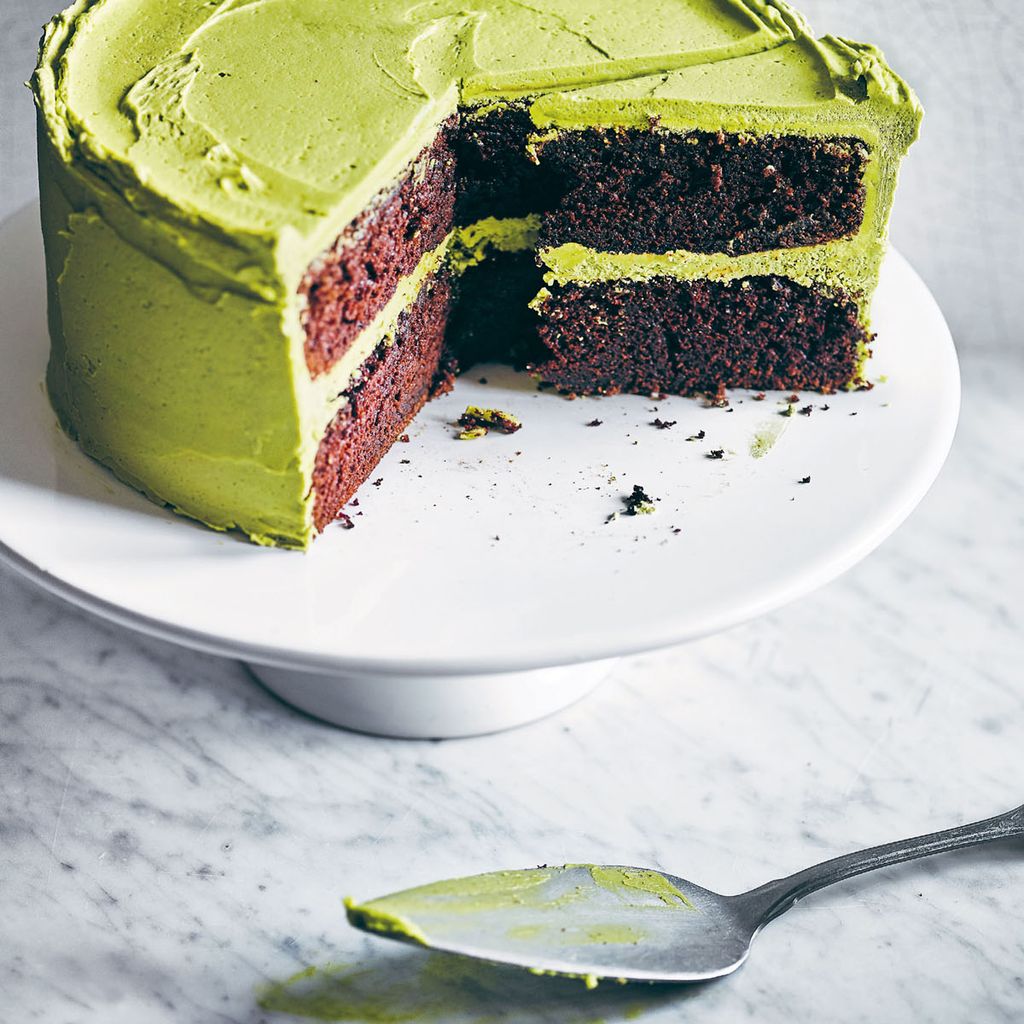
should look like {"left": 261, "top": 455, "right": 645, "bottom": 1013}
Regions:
{"left": 0, "top": 204, "right": 959, "bottom": 675}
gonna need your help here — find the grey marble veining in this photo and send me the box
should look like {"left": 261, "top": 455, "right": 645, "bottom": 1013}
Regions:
{"left": 2, "top": 2, "right": 1024, "bottom": 1021}
{"left": 2, "top": 351, "right": 1023, "bottom": 1023}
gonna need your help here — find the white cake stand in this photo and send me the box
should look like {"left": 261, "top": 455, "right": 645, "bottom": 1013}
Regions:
{"left": 0, "top": 204, "right": 959, "bottom": 737}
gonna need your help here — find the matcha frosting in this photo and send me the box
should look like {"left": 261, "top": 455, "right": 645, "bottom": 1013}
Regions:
{"left": 32, "top": 0, "right": 920, "bottom": 547}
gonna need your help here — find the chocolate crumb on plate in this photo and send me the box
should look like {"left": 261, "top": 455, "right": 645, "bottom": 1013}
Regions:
{"left": 457, "top": 405, "right": 522, "bottom": 436}
{"left": 652, "top": 418, "right": 677, "bottom": 430}
{"left": 707, "top": 383, "right": 729, "bottom": 408}
{"left": 623, "top": 484, "right": 658, "bottom": 516}
{"left": 686, "top": 429, "right": 706, "bottom": 442}
{"left": 799, "top": 475, "right": 812, "bottom": 484}
{"left": 586, "top": 418, "right": 603, "bottom": 427}
{"left": 706, "top": 448, "right": 726, "bottom": 460}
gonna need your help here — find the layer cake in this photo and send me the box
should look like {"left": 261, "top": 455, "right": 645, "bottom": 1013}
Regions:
{"left": 32, "top": 0, "right": 921, "bottom": 547}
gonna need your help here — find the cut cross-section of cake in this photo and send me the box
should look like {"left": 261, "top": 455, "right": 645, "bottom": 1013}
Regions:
{"left": 32, "top": 0, "right": 921, "bottom": 548}
{"left": 526, "top": 30, "right": 919, "bottom": 396}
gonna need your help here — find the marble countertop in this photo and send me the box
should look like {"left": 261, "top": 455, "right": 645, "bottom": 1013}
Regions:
{"left": 2, "top": 2, "right": 1023, "bottom": 1022}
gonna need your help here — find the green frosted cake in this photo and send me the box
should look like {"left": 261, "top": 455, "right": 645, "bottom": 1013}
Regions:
{"left": 32, "top": 0, "right": 921, "bottom": 548}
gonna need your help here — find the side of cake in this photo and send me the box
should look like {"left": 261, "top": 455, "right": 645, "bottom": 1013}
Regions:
{"left": 32, "top": 0, "right": 921, "bottom": 548}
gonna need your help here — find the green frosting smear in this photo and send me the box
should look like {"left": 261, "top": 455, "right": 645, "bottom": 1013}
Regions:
{"left": 33, "top": 0, "right": 920, "bottom": 547}
{"left": 346, "top": 869, "right": 559, "bottom": 934}
{"left": 258, "top": 957, "right": 674, "bottom": 1021}
{"left": 588, "top": 868, "right": 697, "bottom": 910}
{"left": 345, "top": 863, "right": 700, "bottom": 990}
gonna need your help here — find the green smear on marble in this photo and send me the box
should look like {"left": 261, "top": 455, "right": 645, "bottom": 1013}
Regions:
{"left": 258, "top": 956, "right": 675, "bottom": 1022}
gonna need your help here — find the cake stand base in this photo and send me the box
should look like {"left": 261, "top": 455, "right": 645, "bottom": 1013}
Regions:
{"left": 245, "top": 659, "right": 618, "bottom": 738}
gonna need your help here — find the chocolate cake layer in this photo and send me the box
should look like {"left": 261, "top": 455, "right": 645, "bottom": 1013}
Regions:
{"left": 455, "top": 106, "right": 559, "bottom": 224}
{"left": 300, "top": 121, "right": 457, "bottom": 378}
{"left": 536, "top": 129, "right": 868, "bottom": 257}
{"left": 312, "top": 273, "right": 454, "bottom": 531}
{"left": 446, "top": 251, "right": 547, "bottom": 370}
{"left": 533, "top": 275, "right": 869, "bottom": 395}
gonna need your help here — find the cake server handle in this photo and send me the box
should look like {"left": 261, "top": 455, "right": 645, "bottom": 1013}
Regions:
{"left": 743, "top": 804, "right": 1024, "bottom": 924}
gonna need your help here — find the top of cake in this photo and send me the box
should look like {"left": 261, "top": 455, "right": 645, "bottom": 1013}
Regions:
{"left": 34, "top": 0, "right": 920, "bottom": 296}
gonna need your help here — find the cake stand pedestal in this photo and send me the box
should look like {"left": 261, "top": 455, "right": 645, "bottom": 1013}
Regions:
{"left": 0, "top": 204, "right": 961, "bottom": 739}
{"left": 247, "top": 659, "right": 616, "bottom": 738}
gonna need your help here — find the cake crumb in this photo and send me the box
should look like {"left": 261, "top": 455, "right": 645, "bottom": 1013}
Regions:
{"left": 372, "top": 478, "right": 383, "bottom": 487}
{"left": 752, "top": 393, "right": 766, "bottom": 402}
{"left": 706, "top": 383, "right": 728, "bottom": 407}
{"left": 706, "top": 449, "right": 726, "bottom": 460}
{"left": 586, "top": 418, "right": 603, "bottom": 427}
{"left": 457, "top": 406, "right": 522, "bottom": 437}
{"left": 798, "top": 405, "right": 814, "bottom": 417}
{"left": 623, "top": 484, "right": 657, "bottom": 516}
{"left": 399, "top": 459, "right": 411, "bottom": 465}
{"left": 337, "top": 513, "right": 355, "bottom": 530}
{"left": 686, "top": 429, "right": 706, "bottom": 442}
{"left": 799, "top": 475, "right": 812, "bottom": 485}
{"left": 399, "top": 434, "right": 410, "bottom": 443}
{"left": 651, "top": 418, "right": 677, "bottom": 430}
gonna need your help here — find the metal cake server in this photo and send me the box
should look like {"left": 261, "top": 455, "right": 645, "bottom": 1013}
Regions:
{"left": 347, "top": 805, "right": 1024, "bottom": 984}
